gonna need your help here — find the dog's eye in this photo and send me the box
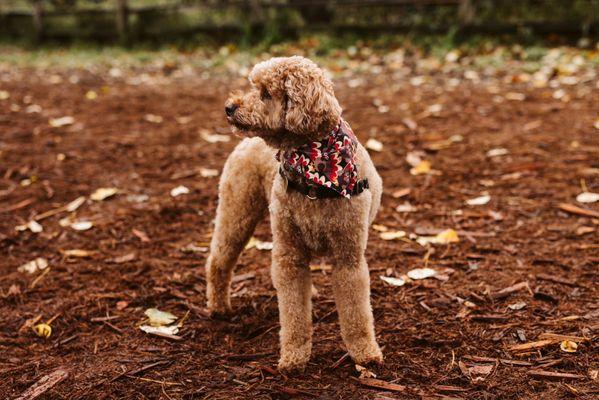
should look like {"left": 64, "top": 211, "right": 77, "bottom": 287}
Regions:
{"left": 261, "top": 89, "right": 271, "bottom": 100}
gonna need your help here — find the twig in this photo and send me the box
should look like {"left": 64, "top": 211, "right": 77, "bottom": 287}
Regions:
{"left": 527, "top": 370, "right": 586, "bottom": 380}
{"left": 15, "top": 369, "right": 69, "bottom": 400}
{"left": 490, "top": 281, "right": 529, "bottom": 300}
{"left": 557, "top": 203, "right": 599, "bottom": 218}
{"left": 352, "top": 377, "right": 406, "bottom": 392}
{"left": 0, "top": 198, "right": 35, "bottom": 213}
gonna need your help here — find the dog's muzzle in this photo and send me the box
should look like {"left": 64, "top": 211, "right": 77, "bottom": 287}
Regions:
{"left": 225, "top": 104, "right": 238, "bottom": 117}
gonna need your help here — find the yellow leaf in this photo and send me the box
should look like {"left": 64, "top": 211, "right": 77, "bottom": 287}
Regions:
{"left": 85, "top": 90, "right": 98, "bottom": 100}
{"left": 560, "top": 340, "right": 578, "bottom": 353}
{"left": 410, "top": 160, "right": 431, "bottom": 175}
{"left": 90, "top": 187, "right": 118, "bottom": 201}
{"left": 33, "top": 323, "right": 52, "bottom": 338}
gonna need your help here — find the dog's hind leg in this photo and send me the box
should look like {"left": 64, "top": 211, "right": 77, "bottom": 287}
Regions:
{"left": 206, "top": 138, "right": 274, "bottom": 314}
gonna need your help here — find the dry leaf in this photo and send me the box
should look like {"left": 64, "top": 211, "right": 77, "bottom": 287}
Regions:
{"left": 90, "top": 187, "right": 118, "bottom": 201}
{"left": 416, "top": 229, "right": 460, "bottom": 246}
{"left": 379, "top": 230, "right": 406, "bottom": 240}
{"left": 405, "top": 151, "right": 424, "bottom": 167}
{"left": 407, "top": 268, "right": 437, "bottom": 280}
{"left": 355, "top": 364, "right": 377, "bottom": 378}
{"left": 199, "top": 168, "right": 219, "bottom": 178}
{"left": 85, "top": 90, "right": 97, "bottom": 100}
{"left": 486, "top": 148, "right": 509, "bottom": 157}
{"left": 70, "top": 220, "right": 93, "bottom": 231}
{"left": 410, "top": 160, "right": 438, "bottom": 175}
{"left": 0, "top": 90, "right": 9, "bottom": 100}
{"left": 145, "top": 308, "right": 177, "bottom": 327}
{"left": 49, "top": 116, "right": 74, "bottom": 127}
{"left": 33, "top": 323, "right": 52, "bottom": 339}
{"left": 392, "top": 188, "right": 411, "bottom": 198}
{"left": 61, "top": 249, "right": 94, "bottom": 258}
{"left": 66, "top": 196, "right": 86, "bottom": 212}
{"left": 18, "top": 258, "right": 48, "bottom": 274}
{"left": 365, "top": 138, "right": 383, "bottom": 152}
{"left": 140, "top": 325, "right": 179, "bottom": 335}
{"left": 576, "top": 192, "right": 599, "bottom": 204}
{"left": 245, "top": 237, "right": 273, "bottom": 250}
{"left": 380, "top": 275, "right": 406, "bottom": 286}
{"left": 144, "top": 114, "right": 163, "bottom": 123}
{"left": 200, "top": 130, "right": 230, "bottom": 143}
{"left": 505, "top": 92, "right": 526, "bottom": 101}
{"left": 560, "top": 340, "right": 578, "bottom": 353}
{"left": 508, "top": 301, "right": 527, "bottom": 310}
{"left": 15, "top": 220, "right": 43, "bottom": 233}
{"left": 116, "top": 300, "right": 129, "bottom": 310}
{"left": 372, "top": 224, "right": 388, "bottom": 232}
{"left": 395, "top": 202, "right": 417, "bottom": 213}
{"left": 466, "top": 194, "right": 491, "bottom": 206}
{"left": 170, "top": 185, "right": 190, "bottom": 197}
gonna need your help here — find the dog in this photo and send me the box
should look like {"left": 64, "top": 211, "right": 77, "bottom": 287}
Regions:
{"left": 206, "top": 56, "right": 383, "bottom": 372}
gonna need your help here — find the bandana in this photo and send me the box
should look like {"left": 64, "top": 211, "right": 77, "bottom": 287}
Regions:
{"left": 278, "top": 119, "right": 359, "bottom": 199}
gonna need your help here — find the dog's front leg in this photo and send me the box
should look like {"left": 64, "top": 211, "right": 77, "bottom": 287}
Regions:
{"left": 331, "top": 255, "right": 383, "bottom": 365}
{"left": 271, "top": 239, "right": 312, "bottom": 372}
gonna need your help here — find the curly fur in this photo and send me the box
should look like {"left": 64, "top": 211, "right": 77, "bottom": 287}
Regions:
{"left": 209, "top": 56, "right": 383, "bottom": 372}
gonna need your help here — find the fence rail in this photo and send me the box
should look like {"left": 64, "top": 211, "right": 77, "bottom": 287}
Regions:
{"left": 0, "top": 0, "right": 596, "bottom": 44}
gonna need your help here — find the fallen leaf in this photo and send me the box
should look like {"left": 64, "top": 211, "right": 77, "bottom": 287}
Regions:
{"left": 200, "top": 129, "right": 230, "bottom": 143}
{"left": 407, "top": 267, "right": 437, "bottom": 280}
{"left": 416, "top": 229, "right": 460, "bottom": 246}
{"left": 391, "top": 188, "right": 411, "bottom": 198}
{"left": 466, "top": 194, "right": 491, "bottom": 206}
{"left": 486, "top": 148, "right": 509, "bottom": 157}
{"left": 170, "top": 185, "right": 190, "bottom": 197}
{"left": 199, "top": 168, "right": 219, "bottom": 178}
{"left": 61, "top": 249, "right": 94, "bottom": 258}
{"left": 116, "top": 301, "right": 129, "bottom": 310}
{"left": 365, "top": 138, "right": 383, "bottom": 152}
{"left": 380, "top": 275, "right": 406, "bottom": 286}
{"left": 405, "top": 151, "right": 424, "bottom": 167}
{"left": 66, "top": 196, "right": 86, "bottom": 212}
{"left": 15, "top": 220, "right": 43, "bottom": 233}
{"left": 49, "top": 116, "right": 74, "bottom": 127}
{"left": 371, "top": 224, "right": 388, "bottom": 232}
{"left": 508, "top": 301, "right": 527, "bottom": 310}
{"left": 410, "top": 160, "right": 430, "bottom": 175}
{"left": 355, "top": 364, "right": 376, "bottom": 378}
{"left": 505, "top": 92, "right": 526, "bottom": 101}
{"left": 0, "top": 90, "right": 9, "bottom": 100}
{"left": 85, "top": 90, "right": 98, "bottom": 100}
{"left": 33, "top": 323, "right": 52, "bottom": 338}
{"left": 70, "top": 220, "right": 93, "bottom": 231}
{"left": 18, "top": 258, "right": 48, "bottom": 274}
{"left": 576, "top": 192, "right": 599, "bottom": 203}
{"left": 144, "top": 114, "right": 163, "bottom": 123}
{"left": 245, "top": 237, "right": 273, "bottom": 250}
{"left": 560, "top": 340, "right": 578, "bottom": 353}
{"left": 379, "top": 230, "right": 406, "bottom": 240}
{"left": 395, "top": 202, "right": 417, "bottom": 213}
{"left": 132, "top": 229, "right": 150, "bottom": 242}
{"left": 90, "top": 187, "right": 118, "bottom": 201}
{"left": 144, "top": 308, "right": 177, "bottom": 327}
{"left": 140, "top": 325, "right": 180, "bottom": 335}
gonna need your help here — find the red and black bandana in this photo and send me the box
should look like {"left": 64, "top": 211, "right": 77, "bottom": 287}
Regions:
{"left": 278, "top": 119, "right": 359, "bottom": 199}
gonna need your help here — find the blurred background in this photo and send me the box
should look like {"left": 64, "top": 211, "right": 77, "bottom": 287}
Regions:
{"left": 1, "top": 1, "right": 598, "bottom": 47}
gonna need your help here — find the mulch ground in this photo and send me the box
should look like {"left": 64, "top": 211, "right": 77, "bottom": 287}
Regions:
{"left": 0, "top": 60, "right": 597, "bottom": 399}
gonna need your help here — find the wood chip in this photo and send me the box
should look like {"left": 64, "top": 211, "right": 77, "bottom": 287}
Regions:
{"left": 538, "top": 333, "right": 587, "bottom": 342}
{"left": 354, "top": 377, "right": 406, "bottom": 392}
{"left": 16, "top": 368, "right": 69, "bottom": 400}
{"left": 490, "top": 281, "right": 529, "bottom": 299}
{"left": 527, "top": 370, "right": 586, "bottom": 380}
{"left": 508, "top": 339, "right": 554, "bottom": 351}
{"left": 0, "top": 198, "right": 35, "bottom": 213}
{"left": 557, "top": 203, "right": 599, "bottom": 218}
{"left": 536, "top": 273, "right": 577, "bottom": 286}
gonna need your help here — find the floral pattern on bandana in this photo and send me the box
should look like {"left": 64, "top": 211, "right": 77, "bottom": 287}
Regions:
{"left": 278, "top": 119, "right": 359, "bottom": 199}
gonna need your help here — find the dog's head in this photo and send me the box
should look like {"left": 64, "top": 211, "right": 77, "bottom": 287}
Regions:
{"left": 225, "top": 56, "right": 342, "bottom": 148}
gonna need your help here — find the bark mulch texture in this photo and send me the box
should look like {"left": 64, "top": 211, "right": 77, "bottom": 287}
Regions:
{"left": 0, "top": 66, "right": 597, "bottom": 399}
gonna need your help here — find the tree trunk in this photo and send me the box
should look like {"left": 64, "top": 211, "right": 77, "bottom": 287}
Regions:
{"left": 116, "top": 0, "right": 129, "bottom": 45}
{"left": 458, "top": 0, "right": 475, "bottom": 27}
{"left": 32, "top": 0, "right": 44, "bottom": 43}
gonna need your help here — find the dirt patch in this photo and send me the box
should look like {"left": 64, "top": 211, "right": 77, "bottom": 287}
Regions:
{"left": 0, "top": 65, "right": 597, "bottom": 399}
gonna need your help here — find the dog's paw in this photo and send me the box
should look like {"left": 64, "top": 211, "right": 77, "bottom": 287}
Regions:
{"left": 277, "top": 358, "right": 308, "bottom": 374}
{"left": 351, "top": 345, "right": 384, "bottom": 366}
{"left": 206, "top": 303, "right": 233, "bottom": 320}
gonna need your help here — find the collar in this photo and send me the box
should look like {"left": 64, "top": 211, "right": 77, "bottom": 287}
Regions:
{"left": 277, "top": 119, "right": 361, "bottom": 199}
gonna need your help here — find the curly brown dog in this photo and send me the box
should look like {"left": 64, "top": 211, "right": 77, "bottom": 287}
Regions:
{"left": 206, "top": 56, "right": 383, "bottom": 372}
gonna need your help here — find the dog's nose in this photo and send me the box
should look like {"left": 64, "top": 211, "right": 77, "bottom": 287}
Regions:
{"left": 225, "top": 104, "right": 238, "bottom": 117}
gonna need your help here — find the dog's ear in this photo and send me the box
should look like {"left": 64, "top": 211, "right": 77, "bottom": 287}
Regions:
{"left": 283, "top": 63, "right": 341, "bottom": 135}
